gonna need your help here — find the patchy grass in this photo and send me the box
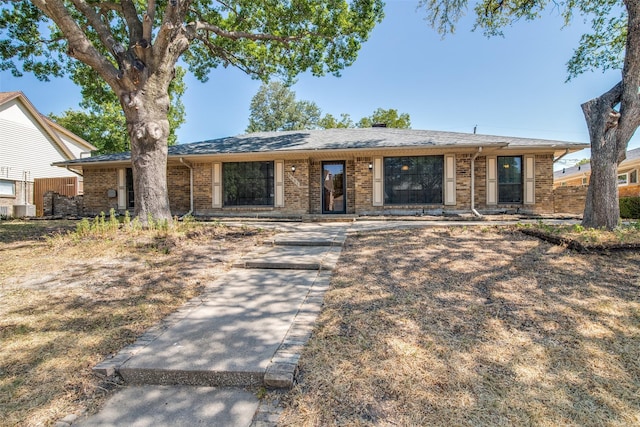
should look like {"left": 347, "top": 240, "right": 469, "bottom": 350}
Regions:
{"left": 519, "top": 221, "right": 640, "bottom": 247}
{"left": 0, "top": 219, "right": 269, "bottom": 427}
{"left": 278, "top": 226, "right": 640, "bottom": 426}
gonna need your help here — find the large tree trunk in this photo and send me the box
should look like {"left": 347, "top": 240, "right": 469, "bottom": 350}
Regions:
{"left": 582, "top": 0, "right": 640, "bottom": 230}
{"left": 120, "top": 78, "right": 173, "bottom": 225}
{"left": 581, "top": 83, "right": 623, "bottom": 230}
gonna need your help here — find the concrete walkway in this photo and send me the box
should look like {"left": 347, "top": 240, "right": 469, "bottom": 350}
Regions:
{"left": 77, "top": 223, "right": 349, "bottom": 427}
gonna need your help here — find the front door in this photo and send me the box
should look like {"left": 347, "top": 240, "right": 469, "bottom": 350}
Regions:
{"left": 322, "top": 161, "right": 346, "bottom": 214}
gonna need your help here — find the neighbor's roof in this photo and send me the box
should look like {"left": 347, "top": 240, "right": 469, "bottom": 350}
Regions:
{"left": 56, "top": 127, "right": 589, "bottom": 165}
{"left": 554, "top": 146, "right": 640, "bottom": 180}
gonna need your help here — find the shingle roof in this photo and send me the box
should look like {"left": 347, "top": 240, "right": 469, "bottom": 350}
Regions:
{"left": 57, "top": 128, "right": 589, "bottom": 165}
{"left": 554, "top": 146, "right": 640, "bottom": 180}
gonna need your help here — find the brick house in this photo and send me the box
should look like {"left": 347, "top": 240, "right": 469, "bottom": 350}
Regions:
{"left": 554, "top": 147, "right": 640, "bottom": 198}
{"left": 56, "top": 128, "right": 587, "bottom": 218}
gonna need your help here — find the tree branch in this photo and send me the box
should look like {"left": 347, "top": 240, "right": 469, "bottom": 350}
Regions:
{"left": 143, "top": 0, "right": 156, "bottom": 44}
{"left": 30, "top": 0, "right": 121, "bottom": 88}
{"left": 119, "top": 0, "right": 144, "bottom": 43}
{"left": 68, "top": 0, "right": 125, "bottom": 58}
{"left": 193, "top": 21, "right": 309, "bottom": 43}
{"left": 581, "top": 81, "right": 623, "bottom": 152}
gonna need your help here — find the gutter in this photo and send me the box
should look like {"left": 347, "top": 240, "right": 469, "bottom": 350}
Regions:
{"left": 470, "top": 147, "right": 483, "bottom": 218}
{"left": 553, "top": 149, "right": 570, "bottom": 164}
{"left": 65, "top": 166, "right": 83, "bottom": 177}
{"left": 179, "top": 157, "right": 194, "bottom": 218}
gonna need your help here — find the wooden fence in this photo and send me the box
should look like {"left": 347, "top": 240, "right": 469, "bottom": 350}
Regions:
{"left": 34, "top": 177, "right": 81, "bottom": 216}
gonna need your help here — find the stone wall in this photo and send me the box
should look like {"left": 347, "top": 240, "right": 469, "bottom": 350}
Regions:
{"left": 167, "top": 165, "right": 191, "bottom": 215}
{"left": 553, "top": 186, "right": 587, "bottom": 215}
{"left": 283, "top": 159, "right": 309, "bottom": 215}
{"left": 43, "top": 191, "right": 84, "bottom": 217}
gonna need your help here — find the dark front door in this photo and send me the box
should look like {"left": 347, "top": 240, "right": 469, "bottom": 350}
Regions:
{"left": 322, "top": 161, "right": 346, "bottom": 214}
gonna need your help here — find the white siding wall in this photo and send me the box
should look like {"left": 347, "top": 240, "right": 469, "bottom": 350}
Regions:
{"left": 57, "top": 133, "right": 91, "bottom": 159}
{"left": 0, "top": 103, "right": 76, "bottom": 182}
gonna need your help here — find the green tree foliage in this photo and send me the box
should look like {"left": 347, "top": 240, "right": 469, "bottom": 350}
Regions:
{"left": 248, "top": 83, "right": 410, "bottom": 131}
{"left": 0, "top": 0, "right": 384, "bottom": 222}
{"left": 318, "top": 113, "right": 355, "bottom": 129}
{"left": 418, "top": 0, "right": 640, "bottom": 229}
{"left": 357, "top": 108, "right": 411, "bottom": 128}
{"left": 51, "top": 67, "right": 186, "bottom": 154}
{"left": 246, "top": 81, "right": 321, "bottom": 132}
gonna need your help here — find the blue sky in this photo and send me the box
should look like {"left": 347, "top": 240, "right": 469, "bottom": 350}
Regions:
{"left": 0, "top": 0, "right": 635, "bottom": 165}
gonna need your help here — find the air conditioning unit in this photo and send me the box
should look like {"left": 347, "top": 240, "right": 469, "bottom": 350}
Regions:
{"left": 0, "top": 206, "right": 10, "bottom": 218}
{"left": 13, "top": 205, "right": 35, "bottom": 217}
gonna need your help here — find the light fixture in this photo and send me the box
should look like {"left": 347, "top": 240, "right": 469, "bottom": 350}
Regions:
{"left": 401, "top": 165, "right": 409, "bottom": 171}
{"left": 368, "top": 163, "right": 373, "bottom": 170}
{"left": 291, "top": 165, "right": 296, "bottom": 173}
{"left": 503, "top": 164, "right": 510, "bottom": 169}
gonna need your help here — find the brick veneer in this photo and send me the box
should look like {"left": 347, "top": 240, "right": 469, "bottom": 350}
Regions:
{"left": 553, "top": 186, "right": 587, "bottom": 214}
{"left": 82, "top": 152, "right": 560, "bottom": 218}
{"left": 83, "top": 167, "right": 119, "bottom": 215}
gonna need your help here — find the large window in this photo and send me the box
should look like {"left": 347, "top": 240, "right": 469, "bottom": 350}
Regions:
{"left": 384, "top": 156, "right": 443, "bottom": 204}
{"left": 223, "top": 161, "right": 274, "bottom": 206}
{"left": 498, "top": 156, "right": 523, "bottom": 203}
{"left": 0, "top": 179, "right": 15, "bottom": 196}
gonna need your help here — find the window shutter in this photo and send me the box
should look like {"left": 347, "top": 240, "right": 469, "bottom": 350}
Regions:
{"left": 524, "top": 155, "right": 535, "bottom": 204}
{"left": 275, "top": 160, "right": 284, "bottom": 207}
{"left": 212, "top": 162, "right": 222, "bottom": 208}
{"left": 372, "top": 157, "right": 383, "bottom": 206}
{"left": 117, "top": 168, "right": 126, "bottom": 210}
{"left": 444, "top": 154, "right": 456, "bottom": 205}
{"left": 486, "top": 156, "right": 497, "bottom": 205}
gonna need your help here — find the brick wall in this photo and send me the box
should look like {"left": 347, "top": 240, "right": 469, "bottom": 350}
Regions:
{"left": 533, "top": 154, "right": 554, "bottom": 214}
{"left": 553, "top": 186, "right": 587, "bottom": 215}
{"left": 167, "top": 165, "right": 190, "bottom": 215}
{"left": 454, "top": 155, "right": 471, "bottom": 210}
{"left": 354, "top": 157, "right": 378, "bottom": 213}
{"left": 82, "top": 167, "right": 119, "bottom": 216}
{"left": 619, "top": 184, "right": 640, "bottom": 197}
{"left": 283, "top": 159, "right": 309, "bottom": 214}
{"left": 192, "top": 163, "right": 213, "bottom": 215}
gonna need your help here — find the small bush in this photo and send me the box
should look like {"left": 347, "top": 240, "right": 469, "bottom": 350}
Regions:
{"left": 620, "top": 197, "right": 640, "bottom": 219}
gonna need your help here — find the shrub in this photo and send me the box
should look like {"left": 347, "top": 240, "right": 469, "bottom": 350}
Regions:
{"left": 620, "top": 197, "right": 640, "bottom": 219}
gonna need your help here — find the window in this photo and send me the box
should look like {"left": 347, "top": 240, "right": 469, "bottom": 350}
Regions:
{"left": 618, "top": 173, "right": 629, "bottom": 186}
{"left": 630, "top": 170, "right": 638, "bottom": 184}
{"left": 0, "top": 179, "right": 15, "bottom": 196}
{"left": 384, "top": 156, "right": 443, "bottom": 204}
{"left": 126, "top": 168, "right": 135, "bottom": 209}
{"left": 223, "top": 161, "right": 274, "bottom": 206}
{"left": 498, "top": 156, "right": 523, "bottom": 203}
{"left": 582, "top": 177, "right": 588, "bottom": 186}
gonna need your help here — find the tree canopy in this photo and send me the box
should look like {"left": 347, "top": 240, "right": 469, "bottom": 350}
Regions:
{"left": 357, "top": 107, "right": 411, "bottom": 129}
{"left": 247, "top": 82, "right": 411, "bottom": 131}
{"left": 418, "top": 0, "right": 639, "bottom": 229}
{"left": 0, "top": 0, "right": 385, "bottom": 222}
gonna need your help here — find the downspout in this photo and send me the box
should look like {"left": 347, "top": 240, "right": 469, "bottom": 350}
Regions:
{"left": 471, "top": 147, "right": 483, "bottom": 218}
{"left": 179, "top": 158, "right": 194, "bottom": 218}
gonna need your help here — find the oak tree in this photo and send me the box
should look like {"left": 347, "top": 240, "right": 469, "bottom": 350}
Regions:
{"left": 0, "top": 0, "right": 384, "bottom": 222}
{"left": 419, "top": 0, "right": 639, "bottom": 229}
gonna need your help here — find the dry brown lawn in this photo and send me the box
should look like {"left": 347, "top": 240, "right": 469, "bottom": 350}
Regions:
{"left": 0, "top": 220, "right": 269, "bottom": 427}
{"left": 279, "top": 226, "right": 640, "bottom": 426}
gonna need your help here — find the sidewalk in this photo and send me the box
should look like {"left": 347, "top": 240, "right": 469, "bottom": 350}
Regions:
{"left": 76, "top": 223, "right": 349, "bottom": 427}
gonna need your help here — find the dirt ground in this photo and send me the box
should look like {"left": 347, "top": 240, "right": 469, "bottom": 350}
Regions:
{"left": 0, "top": 220, "right": 271, "bottom": 427}
{"left": 278, "top": 226, "right": 640, "bottom": 426}
{"left": 2, "top": 220, "right": 640, "bottom": 426}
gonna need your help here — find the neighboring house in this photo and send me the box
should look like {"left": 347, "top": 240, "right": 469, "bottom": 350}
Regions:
{"left": 0, "top": 91, "right": 97, "bottom": 217}
{"left": 55, "top": 128, "right": 587, "bottom": 218}
{"left": 554, "top": 147, "right": 640, "bottom": 198}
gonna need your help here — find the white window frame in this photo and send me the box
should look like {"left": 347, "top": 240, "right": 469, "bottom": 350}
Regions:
{"left": 0, "top": 179, "right": 16, "bottom": 197}
{"left": 618, "top": 172, "right": 630, "bottom": 186}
